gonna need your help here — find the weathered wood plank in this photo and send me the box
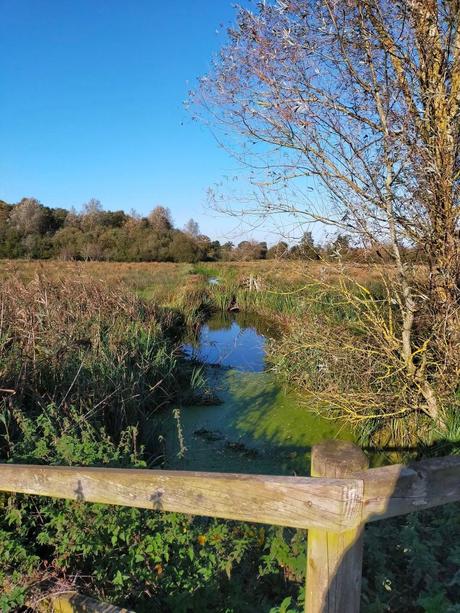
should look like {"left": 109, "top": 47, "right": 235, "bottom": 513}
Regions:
{"left": 0, "top": 464, "right": 363, "bottom": 531}
{"left": 50, "top": 592, "right": 135, "bottom": 612}
{"left": 359, "top": 455, "right": 460, "bottom": 523}
{"left": 306, "top": 441, "right": 369, "bottom": 613}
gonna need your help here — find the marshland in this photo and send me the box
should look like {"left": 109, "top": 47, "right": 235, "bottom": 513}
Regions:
{"left": 3, "top": 0, "right": 460, "bottom": 611}
{"left": 0, "top": 259, "right": 459, "bottom": 611}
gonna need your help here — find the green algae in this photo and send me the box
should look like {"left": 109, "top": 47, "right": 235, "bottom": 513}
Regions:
{"left": 160, "top": 312, "right": 354, "bottom": 475}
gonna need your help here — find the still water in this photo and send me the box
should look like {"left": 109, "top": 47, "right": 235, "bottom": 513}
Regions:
{"left": 161, "top": 312, "right": 353, "bottom": 475}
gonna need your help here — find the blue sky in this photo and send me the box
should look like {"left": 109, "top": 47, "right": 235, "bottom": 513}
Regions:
{"left": 0, "top": 0, "right": 268, "bottom": 242}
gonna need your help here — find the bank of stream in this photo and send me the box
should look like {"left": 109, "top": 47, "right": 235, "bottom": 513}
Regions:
{"left": 160, "top": 309, "right": 354, "bottom": 475}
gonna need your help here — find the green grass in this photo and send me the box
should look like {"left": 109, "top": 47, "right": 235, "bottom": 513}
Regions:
{"left": 0, "top": 268, "right": 307, "bottom": 612}
{"left": 1, "top": 260, "right": 458, "bottom": 612}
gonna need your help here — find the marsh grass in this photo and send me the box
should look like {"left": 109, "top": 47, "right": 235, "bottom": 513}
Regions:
{"left": 0, "top": 271, "right": 307, "bottom": 612}
{"left": 192, "top": 260, "right": 459, "bottom": 448}
{"left": 0, "top": 260, "right": 458, "bottom": 611}
{"left": 0, "top": 260, "right": 194, "bottom": 303}
{"left": 0, "top": 272, "right": 191, "bottom": 459}
{"left": 4, "top": 260, "right": 439, "bottom": 448}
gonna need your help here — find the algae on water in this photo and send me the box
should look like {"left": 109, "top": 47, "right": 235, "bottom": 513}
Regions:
{"left": 162, "top": 312, "right": 354, "bottom": 475}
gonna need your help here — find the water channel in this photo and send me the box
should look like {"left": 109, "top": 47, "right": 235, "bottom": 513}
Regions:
{"left": 160, "top": 311, "right": 354, "bottom": 476}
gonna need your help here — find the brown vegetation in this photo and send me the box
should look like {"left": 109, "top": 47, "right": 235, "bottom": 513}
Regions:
{"left": 196, "top": 0, "right": 460, "bottom": 430}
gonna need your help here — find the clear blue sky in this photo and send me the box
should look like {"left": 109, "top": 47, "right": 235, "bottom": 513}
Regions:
{"left": 0, "top": 0, "right": 262, "bottom": 242}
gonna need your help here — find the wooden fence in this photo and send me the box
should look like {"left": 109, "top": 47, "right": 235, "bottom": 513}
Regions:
{"left": 1, "top": 440, "right": 459, "bottom": 613}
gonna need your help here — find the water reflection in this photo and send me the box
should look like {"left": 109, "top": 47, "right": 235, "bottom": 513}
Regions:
{"left": 161, "top": 311, "right": 353, "bottom": 475}
{"left": 182, "top": 312, "right": 268, "bottom": 372}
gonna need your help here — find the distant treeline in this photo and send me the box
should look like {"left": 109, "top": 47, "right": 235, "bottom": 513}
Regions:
{"left": 0, "top": 197, "right": 418, "bottom": 263}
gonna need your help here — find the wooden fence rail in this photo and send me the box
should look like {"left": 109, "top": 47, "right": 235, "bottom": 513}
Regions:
{"left": 1, "top": 441, "right": 459, "bottom": 613}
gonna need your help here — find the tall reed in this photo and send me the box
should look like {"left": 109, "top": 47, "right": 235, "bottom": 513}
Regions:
{"left": 0, "top": 274, "right": 185, "bottom": 457}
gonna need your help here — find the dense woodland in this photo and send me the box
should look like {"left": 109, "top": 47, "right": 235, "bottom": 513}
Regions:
{"left": 1, "top": 197, "right": 416, "bottom": 263}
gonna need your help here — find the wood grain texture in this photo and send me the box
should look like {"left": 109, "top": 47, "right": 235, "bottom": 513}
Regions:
{"left": 359, "top": 455, "right": 460, "bottom": 522}
{"left": 306, "top": 441, "right": 369, "bottom": 613}
{"left": 50, "top": 593, "right": 134, "bottom": 612}
{"left": 0, "top": 464, "right": 363, "bottom": 531}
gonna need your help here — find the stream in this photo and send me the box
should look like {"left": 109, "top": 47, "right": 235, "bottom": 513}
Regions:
{"left": 160, "top": 311, "right": 354, "bottom": 476}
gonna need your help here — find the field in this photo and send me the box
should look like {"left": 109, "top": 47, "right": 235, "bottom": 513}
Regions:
{"left": 0, "top": 257, "right": 393, "bottom": 289}
{"left": 0, "top": 259, "right": 459, "bottom": 612}
{"left": 0, "top": 260, "right": 194, "bottom": 302}
{"left": 1, "top": 258, "right": 456, "bottom": 446}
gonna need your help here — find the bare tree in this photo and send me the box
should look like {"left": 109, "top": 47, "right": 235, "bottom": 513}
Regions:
{"left": 148, "top": 206, "right": 173, "bottom": 233}
{"left": 9, "top": 198, "right": 45, "bottom": 235}
{"left": 184, "top": 218, "right": 200, "bottom": 237}
{"left": 81, "top": 198, "right": 103, "bottom": 232}
{"left": 194, "top": 0, "right": 460, "bottom": 425}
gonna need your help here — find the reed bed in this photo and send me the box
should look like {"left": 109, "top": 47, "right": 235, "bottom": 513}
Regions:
{"left": 0, "top": 265, "right": 307, "bottom": 612}
{"left": 0, "top": 272, "right": 187, "bottom": 461}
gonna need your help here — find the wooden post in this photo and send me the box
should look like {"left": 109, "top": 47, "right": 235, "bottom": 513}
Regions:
{"left": 50, "top": 592, "right": 135, "bottom": 612}
{"left": 306, "top": 441, "right": 369, "bottom": 613}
